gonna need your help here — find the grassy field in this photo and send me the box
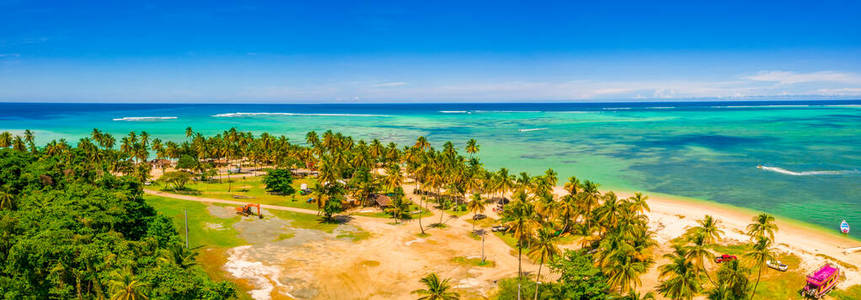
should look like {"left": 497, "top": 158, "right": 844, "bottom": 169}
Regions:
{"left": 146, "top": 195, "right": 246, "bottom": 249}
{"left": 173, "top": 175, "right": 321, "bottom": 210}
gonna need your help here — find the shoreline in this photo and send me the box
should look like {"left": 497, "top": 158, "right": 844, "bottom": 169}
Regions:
{"left": 605, "top": 186, "right": 860, "bottom": 243}
{"left": 588, "top": 187, "right": 861, "bottom": 287}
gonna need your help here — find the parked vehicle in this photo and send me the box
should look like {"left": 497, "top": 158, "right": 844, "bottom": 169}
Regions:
{"left": 802, "top": 264, "right": 839, "bottom": 299}
{"left": 714, "top": 254, "right": 737, "bottom": 263}
{"left": 472, "top": 214, "right": 487, "bottom": 221}
{"left": 767, "top": 260, "right": 788, "bottom": 272}
{"left": 491, "top": 225, "right": 509, "bottom": 232}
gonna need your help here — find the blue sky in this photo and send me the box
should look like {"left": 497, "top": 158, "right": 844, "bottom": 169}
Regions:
{"left": 1, "top": 0, "right": 860, "bottom": 102}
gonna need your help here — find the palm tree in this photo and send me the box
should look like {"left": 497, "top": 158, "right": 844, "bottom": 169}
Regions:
{"left": 628, "top": 192, "right": 650, "bottom": 213}
{"left": 695, "top": 215, "right": 724, "bottom": 245}
{"left": 23, "top": 129, "right": 36, "bottom": 152}
{"left": 744, "top": 237, "right": 775, "bottom": 300}
{"left": 746, "top": 213, "right": 777, "bottom": 241}
{"left": 502, "top": 196, "right": 539, "bottom": 299}
{"left": 385, "top": 164, "right": 404, "bottom": 192}
{"left": 412, "top": 273, "right": 459, "bottom": 300}
{"left": 0, "top": 189, "right": 14, "bottom": 210}
{"left": 621, "top": 291, "right": 655, "bottom": 300}
{"left": 185, "top": 126, "right": 194, "bottom": 141}
{"left": 605, "top": 251, "right": 648, "bottom": 294}
{"left": 658, "top": 246, "right": 704, "bottom": 300}
{"left": 158, "top": 245, "right": 200, "bottom": 269}
{"left": 465, "top": 139, "right": 479, "bottom": 158}
{"left": 709, "top": 259, "right": 750, "bottom": 300}
{"left": 685, "top": 232, "right": 715, "bottom": 285}
{"left": 0, "top": 131, "right": 12, "bottom": 148}
{"left": 108, "top": 270, "right": 148, "bottom": 300}
{"left": 528, "top": 226, "right": 560, "bottom": 300}
{"left": 467, "top": 193, "right": 485, "bottom": 231}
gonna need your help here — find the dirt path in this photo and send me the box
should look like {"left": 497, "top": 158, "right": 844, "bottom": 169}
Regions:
{"left": 145, "top": 188, "right": 533, "bottom": 299}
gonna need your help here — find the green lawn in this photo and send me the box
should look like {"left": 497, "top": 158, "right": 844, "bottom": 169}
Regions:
{"left": 165, "top": 175, "right": 320, "bottom": 210}
{"left": 145, "top": 195, "right": 246, "bottom": 249}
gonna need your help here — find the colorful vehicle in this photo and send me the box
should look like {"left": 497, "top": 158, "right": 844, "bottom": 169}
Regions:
{"left": 802, "top": 264, "right": 839, "bottom": 299}
{"left": 714, "top": 254, "right": 737, "bottom": 263}
{"left": 841, "top": 220, "right": 850, "bottom": 234}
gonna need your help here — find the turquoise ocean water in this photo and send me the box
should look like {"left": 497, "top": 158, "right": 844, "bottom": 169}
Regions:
{"left": 1, "top": 101, "right": 859, "bottom": 238}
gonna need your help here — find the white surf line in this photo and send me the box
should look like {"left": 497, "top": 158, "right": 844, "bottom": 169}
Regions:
{"left": 212, "top": 112, "right": 387, "bottom": 117}
{"left": 519, "top": 128, "right": 547, "bottom": 132}
{"left": 758, "top": 165, "right": 860, "bottom": 176}
{"left": 112, "top": 116, "right": 178, "bottom": 121}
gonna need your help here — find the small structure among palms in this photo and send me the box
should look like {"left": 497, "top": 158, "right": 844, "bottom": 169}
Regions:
{"left": 412, "top": 273, "right": 459, "bottom": 300}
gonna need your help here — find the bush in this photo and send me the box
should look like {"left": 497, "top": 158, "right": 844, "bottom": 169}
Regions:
{"left": 176, "top": 155, "right": 197, "bottom": 170}
{"left": 161, "top": 171, "right": 192, "bottom": 190}
{"left": 263, "top": 169, "right": 295, "bottom": 195}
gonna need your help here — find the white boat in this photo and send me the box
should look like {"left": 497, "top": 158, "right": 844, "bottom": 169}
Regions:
{"left": 840, "top": 220, "right": 850, "bottom": 234}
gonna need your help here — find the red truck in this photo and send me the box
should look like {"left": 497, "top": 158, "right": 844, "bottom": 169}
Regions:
{"left": 714, "top": 254, "right": 737, "bottom": 263}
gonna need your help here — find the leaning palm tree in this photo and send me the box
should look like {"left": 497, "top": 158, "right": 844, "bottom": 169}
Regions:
{"left": 605, "top": 249, "right": 648, "bottom": 294}
{"left": 745, "top": 213, "right": 777, "bottom": 241}
{"left": 412, "top": 273, "right": 459, "bottom": 300}
{"left": 108, "top": 270, "right": 148, "bottom": 300}
{"left": 744, "top": 237, "right": 775, "bottom": 300}
{"left": 658, "top": 246, "right": 704, "bottom": 300}
{"left": 684, "top": 232, "right": 715, "bottom": 285}
{"left": 528, "top": 226, "right": 560, "bottom": 300}
{"left": 627, "top": 192, "right": 650, "bottom": 213}
{"left": 467, "top": 193, "right": 485, "bottom": 231}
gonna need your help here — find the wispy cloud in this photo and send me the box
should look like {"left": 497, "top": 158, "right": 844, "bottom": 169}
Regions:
{"left": 743, "top": 71, "right": 861, "bottom": 85}
{"left": 372, "top": 81, "right": 408, "bottom": 88}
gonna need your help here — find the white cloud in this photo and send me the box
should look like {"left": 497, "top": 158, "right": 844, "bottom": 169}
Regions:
{"left": 743, "top": 71, "right": 861, "bottom": 85}
{"left": 816, "top": 88, "right": 861, "bottom": 95}
{"left": 372, "top": 81, "right": 408, "bottom": 88}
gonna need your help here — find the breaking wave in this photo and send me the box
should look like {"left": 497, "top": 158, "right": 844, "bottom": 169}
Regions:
{"left": 439, "top": 110, "right": 471, "bottom": 114}
{"left": 112, "top": 116, "right": 177, "bottom": 121}
{"left": 519, "top": 128, "right": 548, "bottom": 132}
{"left": 213, "top": 112, "right": 388, "bottom": 117}
{"left": 758, "top": 165, "right": 860, "bottom": 176}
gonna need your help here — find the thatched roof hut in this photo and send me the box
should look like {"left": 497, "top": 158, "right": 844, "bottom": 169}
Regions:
{"left": 373, "top": 194, "right": 392, "bottom": 207}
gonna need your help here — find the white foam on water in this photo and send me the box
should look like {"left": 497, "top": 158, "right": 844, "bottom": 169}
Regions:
{"left": 213, "top": 112, "right": 388, "bottom": 117}
{"left": 602, "top": 107, "right": 631, "bottom": 110}
{"left": 519, "top": 128, "right": 547, "bottom": 132}
{"left": 439, "top": 110, "right": 470, "bottom": 114}
{"left": 472, "top": 110, "right": 541, "bottom": 113}
{"left": 758, "top": 165, "right": 860, "bottom": 176}
{"left": 645, "top": 106, "right": 675, "bottom": 109}
{"left": 112, "top": 116, "right": 177, "bottom": 121}
{"left": 224, "top": 246, "right": 294, "bottom": 300}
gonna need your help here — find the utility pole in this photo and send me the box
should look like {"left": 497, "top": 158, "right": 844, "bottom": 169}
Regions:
{"left": 184, "top": 208, "right": 189, "bottom": 248}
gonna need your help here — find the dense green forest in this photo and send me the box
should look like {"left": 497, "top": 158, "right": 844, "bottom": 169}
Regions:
{"left": 0, "top": 148, "right": 234, "bottom": 299}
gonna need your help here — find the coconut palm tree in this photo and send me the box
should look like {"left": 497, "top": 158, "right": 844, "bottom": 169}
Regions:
{"left": 628, "top": 192, "right": 650, "bottom": 213}
{"left": 108, "top": 270, "right": 148, "bottom": 300}
{"left": 23, "top": 129, "right": 36, "bottom": 152}
{"left": 0, "top": 131, "right": 11, "bottom": 148}
{"left": 503, "top": 197, "right": 539, "bottom": 283}
{"left": 621, "top": 291, "right": 656, "bottom": 300}
{"left": 709, "top": 259, "right": 750, "bottom": 300}
{"left": 185, "top": 126, "right": 194, "bottom": 141}
{"left": 385, "top": 164, "right": 404, "bottom": 192}
{"left": 605, "top": 251, "right": 648, "bottom": 294}
{"left": 412, "top": 273, "right": 459, "bottom": 300}
{"left": 746, "top": 213, "right": 777, "bottom": 241}
{"left": 744, "top": 237, "right": 775, "bottom": 300}
{"left": 0, "top": 189, "right": 14, "bottom": 210}
{"left": 467, "top": 193, "right": 485, "bottom": 231}
{"left": 658, "top": 246, "right": 704, "bottom": 300}
{"left": 465, "top": 139, "right": 479, "bottom": 158}
{"left": 685, "top": 232, "right": 715, "bottom": 285}
{"left": 694, "top": 215, "right": 724, "bottom": 245}
{"left": 528, "top": 226, "right": 560, "bottom": 300}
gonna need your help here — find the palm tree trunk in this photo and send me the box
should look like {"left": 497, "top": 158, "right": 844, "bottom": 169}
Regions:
{"left": 533, "top": 258, "right": 544, "bottom": 300}
{"left": 419, "top": 197, "right": 425, "bottom": 234}
{"left": 751, "top": 265, "right": 762, "bottom": 300}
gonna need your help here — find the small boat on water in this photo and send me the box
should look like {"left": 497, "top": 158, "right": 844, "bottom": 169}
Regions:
{"left": 840, "top": 220, "right": 850, "bottom": 234}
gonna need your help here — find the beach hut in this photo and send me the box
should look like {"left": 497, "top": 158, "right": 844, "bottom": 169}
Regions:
{"left": 373, "top": 194, "right": 392, "bottom": 208}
